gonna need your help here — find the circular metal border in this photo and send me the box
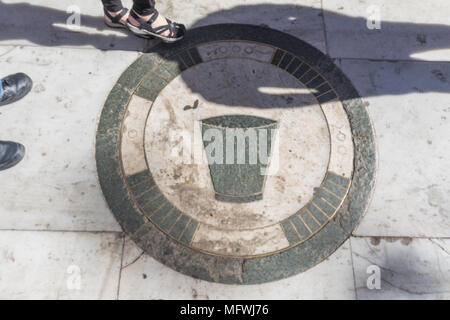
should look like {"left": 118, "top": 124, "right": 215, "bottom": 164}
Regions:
{"left": 95, "top": 24, "right": 376, "bottom": 284}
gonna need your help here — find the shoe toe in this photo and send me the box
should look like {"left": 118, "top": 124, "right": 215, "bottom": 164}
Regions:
{"left": 174, "top": 23, "right": 186, "bottom": 38}
{"left": 0, "top": 73, "right": 33, "bottom": 106}
{"left": 12, "top": 73, "right": 33, "bottom": 97}
{"left": 0, "top": 141, "right": 25, "bottom": 171}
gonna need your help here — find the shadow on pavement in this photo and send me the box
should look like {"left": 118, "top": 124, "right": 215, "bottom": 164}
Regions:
{"left": 0, "top": 2, "right": 449, "bottom": 106}
{"left": 0, "top": 2, "right": 144, "bottom": 51}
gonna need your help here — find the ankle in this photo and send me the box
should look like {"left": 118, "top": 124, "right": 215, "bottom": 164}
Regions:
{"left": 128, "top": 15, "right": 139, "bottom": 27}
{"left": 105, "top": 8, "right": 123, "bottom": 17}
{"left": 131, "top": 6, "right": 156, "bottom": 18}
{"left": 128, "top": 10, "right": 155, "bottom": 25}
{"left": 104, "top": 4, "right": 123, "bottom": 14}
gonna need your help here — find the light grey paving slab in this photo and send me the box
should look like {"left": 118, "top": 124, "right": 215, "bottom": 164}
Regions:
{"left": 148, "top": 0, "right": 327, "bottom": 53}
{"left": 0, "top": 0, "right": 145, "bottom": 51}
{"left": 338, "top": 59, "right": 450, "bottom": 238}
{"left": 121, "top": 237, "right": 144, "bottom": 268}
{"left": 0, "top": 231, "right": 123, "bottom": 299}
{"left": 351, "top": 237, "right": 450, "bottom": 299}
{"left": 323, "top": 0, "right": 450, "bottom": 61}
{"left": 0, "top": 46, "right": 16, "bottom": 57}
{"left": 118, "top": 238, "right": 355, "bottom": 299}
{"left": 0, "top": 46, "right": 139, "bottom": 231}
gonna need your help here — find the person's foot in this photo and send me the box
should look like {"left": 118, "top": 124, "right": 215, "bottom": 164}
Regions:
{"left": 0, "top": 73, "right": 33, "bottom": 107}
{"left": 104, "top": 7, "right": 129, "bottom": 28}
{"left": 0, "top": 141, "right": 25, "bottom": 171}
{"left": 128, "top": 10, "right": 171, "bottom": 37}
{"left": 126, "top": 9, "right": 185, "bottom": 43}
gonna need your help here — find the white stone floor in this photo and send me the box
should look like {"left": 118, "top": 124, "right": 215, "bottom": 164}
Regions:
{"left": 0, "top": 0, "right": 449, "bottom": 299}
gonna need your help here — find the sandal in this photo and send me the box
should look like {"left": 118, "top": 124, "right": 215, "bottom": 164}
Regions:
{"left": 126, "top": 9, "right": 185, "bottom": 43}
{"left": 104, "top": 7, "right": 129, "bottom": 29}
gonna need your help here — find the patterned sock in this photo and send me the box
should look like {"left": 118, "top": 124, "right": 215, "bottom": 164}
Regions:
{"left": 0, "top": 79, "right": 3, "bottom": 99}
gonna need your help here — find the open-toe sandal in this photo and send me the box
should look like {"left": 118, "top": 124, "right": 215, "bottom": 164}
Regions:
{"left": 126, "top": 9, "right": 185, "bottom": 43}
{"left": 104, "top": 7, "right": 129, "bottom": 29}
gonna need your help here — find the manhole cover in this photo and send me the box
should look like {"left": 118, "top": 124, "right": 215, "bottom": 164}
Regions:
{"left": 96, "top": 24, "right": 376, "bottom": 284}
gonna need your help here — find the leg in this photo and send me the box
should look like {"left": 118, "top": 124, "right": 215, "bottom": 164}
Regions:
{"left": 101, "top": 0, "right": 124, "bottom": 12}
{"left": 101, "top": 0, "right": 129, "bottom": 27}
{"left": 132, "top": 0, "right": 156, "bottom": 16}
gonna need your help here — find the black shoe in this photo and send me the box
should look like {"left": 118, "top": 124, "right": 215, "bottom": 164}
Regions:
{"left": 0, "top": 141, "right": 25, "bottom": 171}
{"left": 0, "top": 73, "right": 33, "bottom": 107}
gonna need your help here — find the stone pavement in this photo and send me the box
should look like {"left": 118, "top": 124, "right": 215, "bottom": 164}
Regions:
{"left": 0, "top": 0, "right": 449, "bottom": 299}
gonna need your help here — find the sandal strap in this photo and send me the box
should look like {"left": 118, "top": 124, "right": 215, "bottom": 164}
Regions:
{"left": 129, "top": 9, "right": 159, "bottom": 26}
{"left": 104, "top": 7, "right": 128, "bottom": 24}
{"left": 166, "top": 19, "right": 185, "bottom": 37}
{"left": 152, "top": 24, "right": 171, "bottom": 34}
{"left": 129, "top": 9, "right": 181, "bottom": 37}
{"left": 165, "top": 19, "right": 178, "bottom": 37}
{"left": 153, "top": 22, "right": 178, "bottom": 37}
